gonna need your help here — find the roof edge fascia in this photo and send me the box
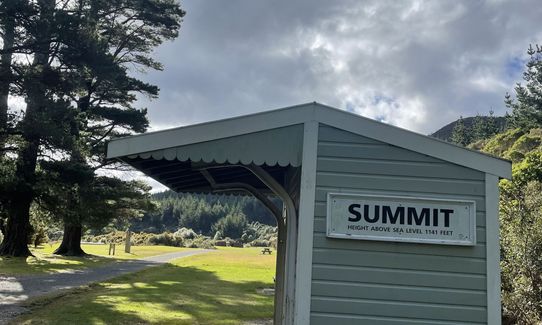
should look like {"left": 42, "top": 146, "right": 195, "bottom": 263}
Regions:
{"left": 107, "top": 102, "right": 511, "bottom": 179}
{"left": 312, "top": 104, "right": 511, "bottom": 179}
{"left": 106, "top": 103, "right": 316, "bottom": 159}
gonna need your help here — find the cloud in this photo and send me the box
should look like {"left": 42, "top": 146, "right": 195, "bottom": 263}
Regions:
{"left": 135, "top": 0, "right": 542, "bottom": 135}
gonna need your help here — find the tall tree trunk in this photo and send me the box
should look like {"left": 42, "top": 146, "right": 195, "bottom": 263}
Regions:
{"left": 0, "top": 0, "right": 54, "bottom": 257}
{"left": 0, "top": 6, "right": 14, "bottom": 146}
{"left": 55, "top": 73, "right": 91, "bottom": 257}
{"left": 54, "top": 224, "right": 85, "bottom": 256}
{"left": 0, "top": 195, "right": 32, "bottom": 256}
{"left": 0, "top": 138, "right": 39, "bottom": 256}
{"left": 0, "top": 0, "right": 17, "bottom": 244}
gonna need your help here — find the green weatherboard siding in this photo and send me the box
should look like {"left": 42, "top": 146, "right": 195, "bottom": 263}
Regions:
{"left": 310, "top": 125, "right": 487, "bottom": 324}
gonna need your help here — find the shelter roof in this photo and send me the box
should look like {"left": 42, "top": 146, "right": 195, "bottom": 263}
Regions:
{"left": 107, "top": 102, "right": 511, "bottom": 180}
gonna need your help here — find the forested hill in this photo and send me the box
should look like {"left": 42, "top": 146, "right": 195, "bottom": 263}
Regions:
{"left": 131, "top": 191, "right": 279, "bottom": 235}
{"left": 431, "top": 115, "right": 507, "bottom": 141}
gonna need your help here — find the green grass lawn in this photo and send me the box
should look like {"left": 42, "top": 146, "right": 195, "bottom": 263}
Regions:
{"left": 14, "top": 247, "right": 276, "bottom": 325}
{"left": 0, "top": 244, "right": 193, "bottom": 276}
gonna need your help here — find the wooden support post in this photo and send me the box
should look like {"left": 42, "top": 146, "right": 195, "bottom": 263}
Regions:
{"left": 274, "top": 214, "right": 287, "bottom": 325}
{"left": 198, "top": 164, "right": 297, "bottom": 325}
{"left": 125, "top": 229, "right": 131, "bottom": 253}
{"left": 109, "top": 243, "right": 116, "bottom": 255}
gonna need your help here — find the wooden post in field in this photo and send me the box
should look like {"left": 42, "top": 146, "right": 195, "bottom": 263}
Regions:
{"left": 125, "top": 229, "right": 131, "bottom": 253}
{"left": 109, "top": 243, "right": 115, "bottom": 255}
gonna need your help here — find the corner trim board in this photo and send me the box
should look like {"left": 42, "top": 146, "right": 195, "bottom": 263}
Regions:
{"left": 293, "top": 120, "right": 319, "bottom": 324}
{"left": 485, "top": 173, "right": 501, "bottom": 325}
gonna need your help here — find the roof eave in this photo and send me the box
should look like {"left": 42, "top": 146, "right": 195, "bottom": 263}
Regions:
{"left": 312, "top": 104, "right": 512, "bottom": 179}
{"left": 107, "top": 103, "right": 316, "bottom": 159}
{"left": 106, "top": 102, "right": 512, "bottom": 179}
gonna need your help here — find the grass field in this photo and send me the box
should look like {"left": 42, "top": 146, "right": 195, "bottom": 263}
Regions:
{"left": 0, "top": 244, "right": 193, "bottom": 276}
{"left": 14, "top": 247, "right": 276, "bottom": 325}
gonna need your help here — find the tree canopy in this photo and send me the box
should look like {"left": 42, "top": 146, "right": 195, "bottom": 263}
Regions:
{"left": 507, "top": 45, "right": 542, "bottom": 130}
{"left": 0, "top": 0, "right": 185, "bottom": 256}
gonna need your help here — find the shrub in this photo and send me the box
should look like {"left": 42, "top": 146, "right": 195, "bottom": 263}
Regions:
{"left": 124, "top": 232, "right": 155, "bottom": 245}
{"left": 229, "top": 239, "right": 243, "bottom": 248}
{"left": 248, "top": 239, "right": 270, "bottom": 247}
{"left": 214, "top": 240, "right": 227, "bottom": 247}
{"left": 213, "top": 231, "right": 222, "bottom": 240}
{"left": 501, "top": 180, "right": 542, "bottom": 323}
{"left": 269, "top": 237, "right": 277, "bottom": 249}
{"left": 482, "top": 128, "right": 525, "bottom": 157}
{"left": 174, "top": 227, "right": 196, "bottom": 240}
{"left": 184, "top": 236, "right": 214, "bottom": 249}
{"left": 241, "top": 222, "right": 277, "bottom": 246}
{"left": 149, "top": 232, "right": 183, "bottom": 247}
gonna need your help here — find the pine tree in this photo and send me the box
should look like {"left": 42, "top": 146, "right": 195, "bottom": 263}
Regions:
{"left": 451, "top": 116, "right": 473, "bottom": 146}
{"left": 472, "top": 114, "right": 484, "bottom": 140}
{"left": 507, "top": 45, "right": 542, "bottom": 130}
{"left": 0, "top": 0, "right": 185, "bottom": 257}
{"left": 472, "top": 110, "right": 501, "bottom": 141}
{"left": 0, "top": 0, "right": 60, "bottom": 257}
{"left": 39, "top": 161, "right": 152, "bottom": 256}
{"left": 486, "top": 110, "right": 500, "bottom": 137}
{"left": 47, "top": 0, "right": 184, "bottom": 256}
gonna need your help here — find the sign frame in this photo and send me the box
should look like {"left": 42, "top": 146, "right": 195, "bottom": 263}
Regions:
{"left": 326, "top": 193, "right": 477, "bottom": 246}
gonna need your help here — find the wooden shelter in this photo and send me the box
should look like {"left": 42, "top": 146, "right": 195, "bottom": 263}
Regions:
{"left": 107, "top": 102, "right": 511, "bottom": 325}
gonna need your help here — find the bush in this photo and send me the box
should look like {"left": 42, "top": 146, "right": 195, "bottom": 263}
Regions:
{"left": 213, "top": 231, "right": 222, "bottom": 240}
{"left": 248, "top": 239, "right": 270, "bottom": 247}
{"left": 241, "top": 222, "right": 277, "bottom": 246}
{"left": 174, "top": 227, "right": 197, "bottom": 240}
{"left": 501, "top": 180, "right": 542, "bottom": 323}
{"left": 131, "top": 232, "right": 154, "bottom": 245}
{"left": 83, "top": 231, "right": 156, "bottom": 246}
{"left": 212, "top": 237, "right": 242, "bottom": 247}
{"left": 184, "top": 236, "right": 215, "bottom": 249}
{"left": 81, "top": 228, "right": 216, "bottom": 249}
{"left": 269, "top": 237, "right": 277, "bottom": 249}
{"left": 482, "top": 128, "right": 525, "bottom": 158}
{"left": 149, "top": 232, "right": 183, "bottom": 247}
{"left": 229, "top": 239, "right": 243, "bottom": 248}
{"left": 214, "top": 240, "right": 227, "bottom": 247}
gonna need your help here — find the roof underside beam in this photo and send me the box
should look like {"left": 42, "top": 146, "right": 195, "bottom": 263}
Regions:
{"left": 198, "top": 169, "right": 282, "bottom": 220}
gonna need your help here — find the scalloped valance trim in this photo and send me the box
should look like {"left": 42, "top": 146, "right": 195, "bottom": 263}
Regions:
{"left": 127, "top": 124, "right": 303, "bottom": 167}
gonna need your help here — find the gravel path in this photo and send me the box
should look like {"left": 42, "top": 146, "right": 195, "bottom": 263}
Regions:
{"left": 0, "top": 249, "right": 209, "bottom": 324}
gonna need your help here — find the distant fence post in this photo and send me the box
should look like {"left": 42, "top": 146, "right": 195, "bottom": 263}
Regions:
{"left": 109, "top": 243, "right": 116, "bottom": 255}
{"left": 125, "top": 229, "right": 131, "bottom": 253}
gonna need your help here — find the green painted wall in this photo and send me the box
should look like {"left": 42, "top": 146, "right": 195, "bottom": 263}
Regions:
{"left": 310, "top": 124, "right": 487, "bottom": 324}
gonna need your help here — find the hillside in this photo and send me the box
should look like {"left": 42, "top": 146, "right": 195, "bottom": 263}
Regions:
{"left": 470, "top": 127, "right": 542, "bottom": 162}
{"left": 431, "top": 116, "right": 507, "bottom": 141}
{"left": 129, "top": 191, "right": 279, "bottom": 235}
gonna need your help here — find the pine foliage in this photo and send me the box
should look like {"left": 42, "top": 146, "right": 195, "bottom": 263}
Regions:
{"left": 507, "top": 45, "right": 542, "bottom": 130}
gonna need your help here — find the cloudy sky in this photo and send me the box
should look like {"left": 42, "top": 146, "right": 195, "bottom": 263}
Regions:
{"left": 136, "top": 0, "right": 542, "bottom": 136}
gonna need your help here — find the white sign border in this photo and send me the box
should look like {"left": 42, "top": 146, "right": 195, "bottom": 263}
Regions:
{"left": 326, "top": 193, "right": 477, "bottom": 246}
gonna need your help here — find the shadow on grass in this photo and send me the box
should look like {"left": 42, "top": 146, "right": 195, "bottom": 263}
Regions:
{"left": 0, "top": 253, "right": 126, "bottom": 276}
{"left": 16, "top": 263, "right": 274, "bottom": 325}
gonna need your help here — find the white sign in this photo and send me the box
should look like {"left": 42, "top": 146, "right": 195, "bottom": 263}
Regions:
{"left": 327, "top": 193, "right": 476, "bottom": 246}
